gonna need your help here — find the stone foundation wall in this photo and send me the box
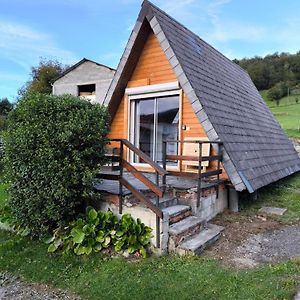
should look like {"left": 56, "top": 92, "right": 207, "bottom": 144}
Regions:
{"left": 175, "top": 185, "right": 228, "bottom": 221}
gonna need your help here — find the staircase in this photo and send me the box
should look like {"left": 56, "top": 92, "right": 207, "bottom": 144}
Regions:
{"left": 99, "top": 138, "right": 225, "bottom": 253}
{"left": 161, "top": 201, "right": 224, "bottom": 255}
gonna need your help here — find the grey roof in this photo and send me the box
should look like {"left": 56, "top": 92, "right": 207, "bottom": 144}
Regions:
{"left": 52, "top": 58, "right": 115, "bottom": 83}
{"left": 104, "top": 0, "right": 300, "bottom": 192}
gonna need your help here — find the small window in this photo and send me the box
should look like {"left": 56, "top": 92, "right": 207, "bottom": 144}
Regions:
{"left": 78, "top": 84, "right": 96, "bottom": 96}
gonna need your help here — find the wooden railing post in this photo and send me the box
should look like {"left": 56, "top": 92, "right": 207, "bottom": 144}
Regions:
{"left": 197, "top": 142, "right": 203, "bottom": 207}
{"left": 119, "top": 140, "right": 123, "bottom": 214}
{"left": 216, "top": 143, "right": 220, "bottom": 199}
{"left": 155, "top": 171, "right": 160, "bottom": 248}
{"left": 162, "top": 141, "right": 167, "bottom": 192}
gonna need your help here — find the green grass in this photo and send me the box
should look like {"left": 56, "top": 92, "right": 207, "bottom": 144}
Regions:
{"left": 240, "top": 173, "right": 300, "bottom": 223}
{"left": 261, "top": 91, "right": 300, "bottom": 139}
{"left": 1, "top": 174, "right": 300, "bottom": 299}
{"left": 0, "top": 230, "right": 300, "bottom": 300}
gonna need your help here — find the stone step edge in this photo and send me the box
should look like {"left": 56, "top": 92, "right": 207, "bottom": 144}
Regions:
{"left": 162, "top": 205, "right": 191, "bottom": 217}
{"left": 169, "top": 216, "right": 203, "bottom": 236}
{"left": 177, "top": 223, "right": 225, "bottom": 253}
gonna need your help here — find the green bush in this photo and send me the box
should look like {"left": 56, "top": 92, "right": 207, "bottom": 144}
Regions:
{"left": 47, "top": 208, "right": 152, "bottom": 258}
{"left": 4, "top": 92, "right": 110, "bottom": 237}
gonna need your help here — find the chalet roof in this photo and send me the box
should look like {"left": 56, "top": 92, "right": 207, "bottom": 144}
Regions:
{"left": 104, "top": 0, "right": 300, "bottom": 192}
{"left": 52, "top": 58, "right": 115, "bottom": 83}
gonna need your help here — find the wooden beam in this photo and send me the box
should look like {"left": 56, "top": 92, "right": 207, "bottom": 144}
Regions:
{"left": 119, "top": 177, "right": 163, "bottom": 219}
{"left": 122, "top": 160, "right": 163, "bottom": 197}
{"left": 166, "top": 154, "right": 222, "bottom": 162}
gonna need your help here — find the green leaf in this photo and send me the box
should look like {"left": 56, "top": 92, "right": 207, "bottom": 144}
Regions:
{"left": 94, "top": 243, "right": 102, "bottom": 252}
{"left": 139, "top": 247, "right": 147, "bottom": 258}
{"left": 88, "top": 208, "right": 98, "bottom": 221}
{"left": 48, "top": 243, "right": 58, "bottom": 253}
{"left": 74, "top": 244, "right": 86, "bottom": 255}
{"left": 44, "top": 235, "right": 55, "bottom": 244}
{"left": 85, "top": 246, "right": 92, "bottom": 255}
{"left": 128, "top": 246, "right": 136, "bottom": 254}
{"left": 103, "top": 236, "right": 111, "bottom": 247}
{"left": 71, "top": 228, "right": 85, "bottom": 244}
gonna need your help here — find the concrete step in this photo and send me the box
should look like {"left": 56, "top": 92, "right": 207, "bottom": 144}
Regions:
{"left": 169, "top": 216, "right": 204, "bottom": 248}
{"left": 177, "top": 223, "right": 224, "bottom": 255}
{"left": 162, "top": 205, "right": 192, "bottom": 225}
{"left": 149, "top": 193, "right": 178, "bottom": 209}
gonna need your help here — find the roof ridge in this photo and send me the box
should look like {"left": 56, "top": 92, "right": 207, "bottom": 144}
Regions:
{"left": 144, "top": 0, "right": 249, "bottom": 76}
{"left": 52, "top": 58, "right": 115, "bottom": 83}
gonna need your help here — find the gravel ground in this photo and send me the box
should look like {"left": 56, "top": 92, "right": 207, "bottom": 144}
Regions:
{"left": 231, "top": 224, "right": 300, "bottom": 268}
{"left": 0, "top": 272, "right": 80, "bottom": 300}
{"left": 206, "top": 210, "right": 300, "bottom": 269}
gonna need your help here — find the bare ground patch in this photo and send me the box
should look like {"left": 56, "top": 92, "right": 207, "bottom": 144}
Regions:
{"left": 0, "top": 272, "right": 80, "bottom": 300}
{"left": 205, "top": 210, "right": 300, "bottom": 268}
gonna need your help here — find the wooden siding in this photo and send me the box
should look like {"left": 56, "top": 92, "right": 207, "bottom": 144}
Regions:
{"left": 130, "top": 32, "right": 177, "bottom": 84}
{"left": 109, "top": 31, "right": 177, "bottom": 141}
{"left": 182, "top": 94, "right": 206, "bottom": 140}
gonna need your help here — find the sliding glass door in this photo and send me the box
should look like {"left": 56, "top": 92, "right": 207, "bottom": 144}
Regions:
{"left": 131, "top": 94, "right": 179, "bottom": 166}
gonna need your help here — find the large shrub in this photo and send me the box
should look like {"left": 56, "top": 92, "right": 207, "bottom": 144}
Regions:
{"left": 4, "top": 92, "right": 109, "bottom": 237}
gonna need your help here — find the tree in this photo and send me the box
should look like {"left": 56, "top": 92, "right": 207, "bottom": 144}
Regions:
{"left": 0, "top": 98, "right": 13, "bottom": 116}
{"left": 0, "top": 98, "right": 13, "bottom": 132}
{"left": 5, "top": 92, "right": 110, "bottom": 237}
{"left": 19, "top": 59, "right": 67, "bottom": 96}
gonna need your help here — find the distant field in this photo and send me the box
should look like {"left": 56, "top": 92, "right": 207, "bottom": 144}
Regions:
{"left": 261, "top": 91, "right": 300, "bottom": 139}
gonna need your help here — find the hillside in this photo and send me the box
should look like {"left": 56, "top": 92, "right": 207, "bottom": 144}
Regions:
{"left": 234, "top": 52, "right": 300, "bottom": 91}
{"left": 261, "top": 91, "right": 300, "bottom": 139}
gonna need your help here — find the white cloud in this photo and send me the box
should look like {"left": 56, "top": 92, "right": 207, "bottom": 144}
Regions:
{"left": 208, "top": 20, "right": 267, "bottom": 43}
{"left": 0, "top": 21, "right": 78, "bottom": 72}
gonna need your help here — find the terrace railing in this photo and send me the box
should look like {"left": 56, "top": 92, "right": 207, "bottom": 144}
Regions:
{"left": 97, "top": 139, "right": 224, "bottom": 248}
{"left": 162, "top": 140, "right": 223, "bottom": 207}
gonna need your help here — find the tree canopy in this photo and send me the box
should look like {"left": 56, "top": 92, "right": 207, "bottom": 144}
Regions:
{"left": 19, "top": 59, "right": 68, "bottom": 96}
{"left": 234, "top": 51, "right": 300, "bottom": 100}
{"left": 0, "top": 98, "right": 13, "bottom": 116}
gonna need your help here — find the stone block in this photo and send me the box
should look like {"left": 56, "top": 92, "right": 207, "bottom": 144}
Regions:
{"left": 258, "top": 207, "right": 287, "bottom": 216}
{"left": 229, "top": 188, "right": 239, "bottom": 212}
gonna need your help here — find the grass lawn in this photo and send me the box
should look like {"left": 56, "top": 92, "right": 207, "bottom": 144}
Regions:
{"left": 261, "top": 91, "right": 300, "bottom": 139}
{"left": 240, "top": 173, "right": 300, "bottom": 223}
{"left": 1, "top": 174, "right": 300, "bottom": 299}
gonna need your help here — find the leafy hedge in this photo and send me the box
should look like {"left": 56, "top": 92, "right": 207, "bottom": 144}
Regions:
{"left": 4, "top": 93, "right": 109, "bottom": 237}
{"left": 47, "top": 208, "right": 152, "bottom": 258}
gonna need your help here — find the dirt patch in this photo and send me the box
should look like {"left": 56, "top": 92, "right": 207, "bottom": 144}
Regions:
{"left": 207, "top": 210, "right": 300, "bottom": 268}
{"left": 231, "top": 224, "right": 300, "bottom": 268}
{"left": 0, "top": 272, "right": 80, "bottom": 300}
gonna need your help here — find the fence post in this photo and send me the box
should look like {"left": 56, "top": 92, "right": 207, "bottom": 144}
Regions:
{"left": 162, "top": 141, "right": 167, "bottom": 192}
{"left": 156, "top": 171, "right": 160, "bottom": 248}
{"left": 197, "top": 142, "right": 203, "bottom": 207}
{"left": 119, "top": 140, "right": 123, "bottom": 215}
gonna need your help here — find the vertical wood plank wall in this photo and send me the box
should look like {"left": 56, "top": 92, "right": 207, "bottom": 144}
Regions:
{"left": 109, "top": 31, "right": 207, "bottom": 142}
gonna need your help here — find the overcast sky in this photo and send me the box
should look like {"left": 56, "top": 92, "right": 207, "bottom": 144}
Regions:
{"left": 1, "top": 0, "right": 300, "bottom": 101}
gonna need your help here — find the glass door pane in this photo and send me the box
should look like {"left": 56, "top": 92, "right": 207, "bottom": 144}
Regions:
{"left": 134, "top": 98, "right": 155, "bottom": 163}
{"left": 131, "top": 94, "right": 179, "bottom": 166}
{"left": 156, "top": 95, "right": 179, "bottom": 165}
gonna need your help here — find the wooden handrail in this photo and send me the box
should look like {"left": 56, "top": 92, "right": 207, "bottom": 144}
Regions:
{"left": 163, "top": 140, "right": 223, "bottom": 144}
{"left": 168, "top": 169, "right": 222, "bottom": 179}
{"left": 112, "top": 139, "right": 167, "bottom": 176}
{"left": 120, "top": 177, "right": 163, "bottom": 219}
{"left": 166, "top": 154, "right": 222, "bottom": 162}
{"left": 122, "top": 159, "right": 163, "bottom": 198}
